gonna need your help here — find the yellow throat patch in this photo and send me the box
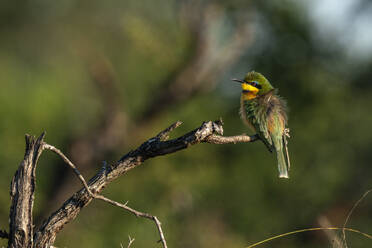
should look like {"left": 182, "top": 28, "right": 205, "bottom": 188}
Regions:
{"left": 241, "top": 83, "right": 259, "bottom": 100}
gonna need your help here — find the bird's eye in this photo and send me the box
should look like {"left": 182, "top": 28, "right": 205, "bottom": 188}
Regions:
{"left": 250, "top": 81, "right": 262, "bottom": 89}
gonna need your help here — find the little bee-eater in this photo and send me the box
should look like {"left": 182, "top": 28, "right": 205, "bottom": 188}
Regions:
{"left": 232, "top": 71, "right": 290, "bottom": 178}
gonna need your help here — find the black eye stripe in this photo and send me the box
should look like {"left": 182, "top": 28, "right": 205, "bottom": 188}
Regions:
{"left": 249, "top": 81, "right": 262, "bottom": 89}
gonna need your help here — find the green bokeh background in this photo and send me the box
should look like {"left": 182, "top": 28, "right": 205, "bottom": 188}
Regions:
{"left": 1, "top": 0, "right": 372, "bottom": 247}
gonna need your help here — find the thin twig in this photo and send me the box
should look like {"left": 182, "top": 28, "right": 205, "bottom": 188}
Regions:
{"left": 153, "top": 216, "right": 167, "bottom": 248}
{"left": 246, "top": 227, "right": 372, "bottom": 248}
{"left": 342, "top": 189, "right": 372, "bottom": 248}
{"left": 43, "top": 144, "right": 94, "bottom": 196}
{"left": 93, "top": 194, "right": 168, "bottom": 247}
{"left": 205, "top": 134, "right": 258, "bottom": 144}
{"left": 127, "top": 235, "right": 135, "bottom": 248}
{"left": 156, "top": 121, "right": 183, "bottom": 141}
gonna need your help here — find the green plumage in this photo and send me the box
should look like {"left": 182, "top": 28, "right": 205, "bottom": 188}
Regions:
{"left": 237, "top": 71, "right": 290, "bottom": 178}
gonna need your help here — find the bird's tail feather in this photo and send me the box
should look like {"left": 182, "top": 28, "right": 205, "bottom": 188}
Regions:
{"left": 276, "top": 148, "right": 289, "bottom": 179}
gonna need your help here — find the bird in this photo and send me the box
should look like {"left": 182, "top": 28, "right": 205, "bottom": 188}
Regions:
{"left": 232, "top": 71, "right": 290, "bottom": 178}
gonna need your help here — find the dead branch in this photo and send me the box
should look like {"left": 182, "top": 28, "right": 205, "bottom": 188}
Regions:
{"left": 9, "top": 120, "right": 256, "bottom": 247}
{"left": 32, "top": 120, "right": 256, "bottom": 247}
{"left": 33, "top": 120, "right": 256, "bottom": 247}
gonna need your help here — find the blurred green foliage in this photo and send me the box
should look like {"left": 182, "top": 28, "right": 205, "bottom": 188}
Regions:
{"left": 1, "top": 0, "right": 372, "bottom": 247}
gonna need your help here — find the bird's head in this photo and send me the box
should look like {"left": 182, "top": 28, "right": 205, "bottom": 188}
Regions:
{"left": 232, "top": 71, "right": 274, "bottom": 99}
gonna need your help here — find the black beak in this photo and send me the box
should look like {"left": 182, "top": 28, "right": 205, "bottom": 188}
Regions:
{"left": 231, "top": 78, "right": 246, "bottom": 84}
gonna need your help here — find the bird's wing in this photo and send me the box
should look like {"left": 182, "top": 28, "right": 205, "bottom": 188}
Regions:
{"left": 244, "top": 98, "right": 273, "bottom": 152}
{"left": 265, "top": 91, "right": 288, "bottom": 156}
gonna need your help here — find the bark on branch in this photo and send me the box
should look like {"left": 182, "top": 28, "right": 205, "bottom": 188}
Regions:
{"left": 8, "top": 133, "right": 45, "bottom": 248}
{"left": 8, "top": 120, "right": 257, "bottom": 248}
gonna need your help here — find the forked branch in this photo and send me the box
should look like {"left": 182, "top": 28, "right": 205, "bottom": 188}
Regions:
{"left": 43, "top": 143, "right": 169, "bottom": 248}
{"left": 9, "top": 120, "right": 257, "bottom": 247}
